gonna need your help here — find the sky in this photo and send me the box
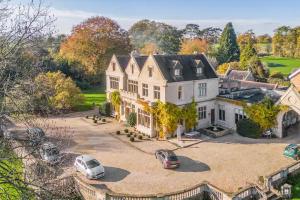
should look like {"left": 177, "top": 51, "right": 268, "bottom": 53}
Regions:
{"left": 16, "top": 0, "right": 300, "bottom": 35}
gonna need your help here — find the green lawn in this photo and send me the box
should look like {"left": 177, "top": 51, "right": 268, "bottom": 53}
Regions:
{"left": 0, "top": 145, "right": 33, "bottom": 199}
{"left": 74, "top": 87, "right": 106, "bottom": 111}
{"left": 261, "top": 56, "right": 300, "bottom": 75}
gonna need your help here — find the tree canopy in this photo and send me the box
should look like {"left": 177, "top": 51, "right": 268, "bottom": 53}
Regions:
{"left": 216, "top": 22, "right": 240, "bottom": 64}
{"left": 60, "top": 16, "right": 132, "bottom": 83}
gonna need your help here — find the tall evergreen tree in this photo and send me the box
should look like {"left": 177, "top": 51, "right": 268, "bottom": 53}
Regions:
{"left": 240, "top": 40, "right": 257, "bottom": 70}
{"left": 217, "top": 22, "right": 240, "bottom": 64}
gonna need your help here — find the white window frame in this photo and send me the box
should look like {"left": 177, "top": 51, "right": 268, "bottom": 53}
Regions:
{"left": 174, "top": 69, "right": 181, "bottom": 76}
{"left": 218, "top": 105, "right": 226, "bottom": 121}
{"left": 198, "top": 83, "right": 207, "bottom": 97}
{"left": 198, "top": 106, "right": 207, "bottom": 120}
{"left": 142, "top": 83, "right": 148, "bottom": 97}
{"left": 154, "top": 86, "right": 160, "bottom": 99}
{"left": 110, "top": 77, "right": 119, "bottom": 89}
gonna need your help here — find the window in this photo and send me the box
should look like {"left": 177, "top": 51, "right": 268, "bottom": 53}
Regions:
{"left": 198, "top": 106, "right": 207, "bottom": 120}
{"left": 234, "top": 108, "right": 246, "bottom": 124}
{"left": 148, "top": 67, "right": 153, "bottom": 77}
{"left": 110, "top": 77, "right": 119, "bottom": 89}
{"left": 128, "top": 80, "right": 138, "bottom": 93}
{"left": 131, "top": 64, "right": 134, "bottom": 74}
{"left": 197, "top": 67, "right": 202, "bottom": 74}
{"left": 219, "top": 105, "right": 226, "bottom": 121}
{"left": 138, "top": 109, "right": 150, "bottom": 128}
{"left": 112, "top": 62, "right": 116, "bottom": 71}
{"left": 142, "top": 84, "right": 148, "bottom": 97}
{"left": 178, "top": 86, "right": 183, "bottom": 100}
{"left": 198, "top": 83, "right": 207, "bottom": 97}
{"left": 174, "top": 69, "right": 180, "bottom": 76}
{"left": 154, "top": 86, "right": 160, "bottom": 99}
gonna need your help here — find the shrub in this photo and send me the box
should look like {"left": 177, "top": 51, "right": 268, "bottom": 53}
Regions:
{"left": 134, "top": 134, "right": 137, "bottom": 138}
{"left": 85, "top": 115, "right": 89, "bottom": 119}
{"left": 130, "top": 136, "right": 134, "bottom": 142}
{"left": 116, "top": 131, "right": 120, "bottom": 135}
{"left": 99, "top": 102, "right": 112, "bottom": 116}
{"left": 269, "top": 71, "right": 284, "bottom": 79}
{"left": 93, "top": 119, "right": 97, "bottom": 123}
{"left": 124, "top": 129, "right": 129, "bottom": 133}
{"left": 236, "top": 119, "right": 262, "bottom": 138}
{"left": 102, "top": 118, "right": 106, "bottom": 122}
{"left": 126, "top": 133, "right": 130, "bottom": 137}
{"left": 127, "top": 112, "right": 137, "bottom": 127}
{"left": 138, "top": 135, "right": 143, "bottom": 140}
{"left": 93, "top": 115, "right": 96, "bottom": 120}
{"left": 130, "top": 131, "right": 133, "bottom": 135}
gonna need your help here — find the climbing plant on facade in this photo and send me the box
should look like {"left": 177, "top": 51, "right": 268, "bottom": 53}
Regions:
{"left": 182, "top": 99, "right": 198, "bottom": 132}
{"left": 110, "top": 91, "right": 121, "bottom": 120}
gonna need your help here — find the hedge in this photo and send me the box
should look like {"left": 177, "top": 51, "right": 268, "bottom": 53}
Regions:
{"left": 99, "top": 102, "right": 112, "bottom": 116}
{"left": 236, "top": 118, "right": 262, "bottom": 139}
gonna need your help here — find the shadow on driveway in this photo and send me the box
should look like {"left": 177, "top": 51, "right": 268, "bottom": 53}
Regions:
{"left": 176, "top": 156, "right": 210, "bottom": 172}
{"left": 101, "top": 166, "right": 130, "bottom": 182}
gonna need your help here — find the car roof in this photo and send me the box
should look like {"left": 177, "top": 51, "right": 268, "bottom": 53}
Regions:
{"left": 156, "top": 149, "right": 176, "bottom": 156}
{"left": 286, "top": 144, "right": 298, "bottom": 149}
{"left": 41, "top": 142, "right": 57, "bottom": 149}
{"left": 77, "top": 155, "right": 96, "bottom": 162}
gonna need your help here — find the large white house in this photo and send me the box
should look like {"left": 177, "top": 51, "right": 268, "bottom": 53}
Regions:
{"left": 106, "top": 53, "right": 300, "bottom": 138}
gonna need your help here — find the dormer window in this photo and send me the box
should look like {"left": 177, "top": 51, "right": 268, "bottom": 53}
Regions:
{"left": 174, "top": 69, "right": 181, "bottom": 76}
{"left": 197, "top": 67, "right": 202, "bottom": 74}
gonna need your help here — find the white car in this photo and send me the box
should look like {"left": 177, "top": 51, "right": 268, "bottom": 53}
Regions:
{"left": 74, "top": 155, "right": 105, "bottom": 179}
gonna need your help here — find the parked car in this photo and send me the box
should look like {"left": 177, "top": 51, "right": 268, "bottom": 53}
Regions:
{"left": 74, "top": 155, "right": 105, "bottom": 179}
{"left": 155, "top": 149, "right": 180, "bottom": 169}
{"left": 284, "top": 144, "right": 300, "bottom": 160}
{"left": 39, "top": 142, "right": 61, "bottom": 165}
{"left": 26, "top": 127, "right": 45, "bottom": 146}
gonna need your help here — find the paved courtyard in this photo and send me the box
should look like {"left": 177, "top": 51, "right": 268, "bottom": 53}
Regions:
{"left": 34, "top": 111, "right": 300, "bottom": 195}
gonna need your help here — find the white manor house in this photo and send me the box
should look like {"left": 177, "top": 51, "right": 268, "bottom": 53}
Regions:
{"left": 106, "top": 52, "right": 300, "bottom": 138}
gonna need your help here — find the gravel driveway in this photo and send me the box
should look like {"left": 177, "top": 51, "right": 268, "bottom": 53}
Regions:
{"left": 41, "top": 111, "right": 299, "bottom": 195}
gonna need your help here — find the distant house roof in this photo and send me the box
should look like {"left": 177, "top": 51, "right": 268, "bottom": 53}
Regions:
{"left": 115, "top": 55, "right": 130, "bottom": 71}
{"left": 152, "top": 54, "right": 218, "bottom": 82}
{"left": 289, "top": 68, "right": 300, "bottom": 79}
{"left": 239, "top": 80, "right": 279, "bottom": 90}
{"left": 225, "top": 69, "right": 254, "bottom": 81}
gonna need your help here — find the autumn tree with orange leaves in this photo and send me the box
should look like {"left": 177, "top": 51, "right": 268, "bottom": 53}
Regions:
{"left": 59, "top": 16, "right": 132, "bottom": 84}
{"left": 180, "top": 38, "right": 208, "bottom": 54}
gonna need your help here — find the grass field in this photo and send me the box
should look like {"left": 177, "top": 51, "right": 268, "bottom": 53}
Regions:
{"left": 261, "top": 56, "right": 300, "bottom": 75}
{"left": 74, "top": 87, "right": 106, "bottom": 111}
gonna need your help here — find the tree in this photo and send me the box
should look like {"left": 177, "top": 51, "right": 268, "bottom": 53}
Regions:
{"left": 199, "top": 27, "right": 222, "bottom": 44}
{"left": 180, "top": 39, "right": 208, "bottom": 54}
{"left": 129, "top": 20, "right": 182, "bottom": 54}
{"left": 237, "top": 30, "right": 256, "bottom": 50}
{"left": 34, "top": 71, "right": 84, "bottom": 110}
{"left": 183, "top": 24, "right": 200, "bottom": 39}
{"left": 240, "top": 40, "right": 257, "bottom": 70}
{"left": 216, "top": 62, "right": 240, "bottom": 74}
{"left": 216, "top": 22, "right": 240, "bottom": 64}
{"left": 60, "top": 16, "right": 132, "bottom": 84}
{"left": 244, "top": 97, "right": 284, "bottom": 133}
{"left": 248, "top": 55, "right": 269, "bottom": 81}
{"left": 256, "top": 34, "right": 272, "bottom": 44}
{"left": 140, "top": 42, "right": 159, "bottom": 55}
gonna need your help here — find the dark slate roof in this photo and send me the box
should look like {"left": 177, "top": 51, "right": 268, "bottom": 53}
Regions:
{"left": 116, "top": 55, "right": 130, "bottom": 71}
{"left": 153, "top": 54, "right": 218, "bottom": 82}
{"left": 239, "top": 80, "right": 278, "bottom": 90}
{"left": 226, "top": 70, "right": 251, "bottom": 81}
{"left": 134, "top": 56, "right": 148, "bottom": 70}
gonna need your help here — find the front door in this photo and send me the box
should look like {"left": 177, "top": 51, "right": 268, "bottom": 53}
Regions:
{"left": 211, "top": 109, "right": 215, "bottom": 125}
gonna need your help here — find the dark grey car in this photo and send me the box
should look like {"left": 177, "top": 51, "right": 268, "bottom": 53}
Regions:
{"left": 155, "top": 149, "right": 180, "bottom": 169}
{"left": 26, "top": 127, "right": 45, "bottom": 146}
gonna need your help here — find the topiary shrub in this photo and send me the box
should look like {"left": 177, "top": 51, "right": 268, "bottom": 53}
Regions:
{"left": 127, "top": 112, "right": 137, "bottom": 127}
{"left": 138, "top": 135, "right": 143, "bottom": 140}
{"left": 86, "top": 115, "right": 89, "bottom": 119}
{"left": 126, "top": 133, "right": 130, "bottom": 137}
{"left": 130, "top": 136, "right": 134, "bottom": 142}
{"left": 134, "top": 134, "right": 137, "bottom": 138}
{"left": 102, "top": 118, "right": 106, "bottom": 122}
{"left": 99, "top": 102, "right": 112, "bottom": 116}
{"left": 116, "top": 131, "right": 120, "bottom": 135}
{"left": 93, "top": 119, "right": 97, "bottom": 123}
{"left": 124, "top": 129, "right": 129, "bottom": 133}
{"left": 236, "top": 119, "right": 262, "bottom": 138}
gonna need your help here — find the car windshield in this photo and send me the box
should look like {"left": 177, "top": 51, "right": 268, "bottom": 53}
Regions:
{"left": 168, "top": 155, "right": 178, "bottom": 161}
{"left": 45, "top": 148, "right": 59, "bottom": 156}
{"left": 86, "top": 159, "right": 100, "bottom": 169}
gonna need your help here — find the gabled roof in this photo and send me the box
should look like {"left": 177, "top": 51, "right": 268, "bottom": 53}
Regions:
{"left": 134, "top": 56, "right": 148, "bottom": 70}
{"left": 116, "top": 55, "right": 130, "bottom": 71}
{"left": 226, "top": 69, "right": 252, "bottom": 81}
{"left": 152, "top": 54, "right": 218, "bottom": 82}
{"left": 239, "top": 80, "right": 278, "bottom": 90}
